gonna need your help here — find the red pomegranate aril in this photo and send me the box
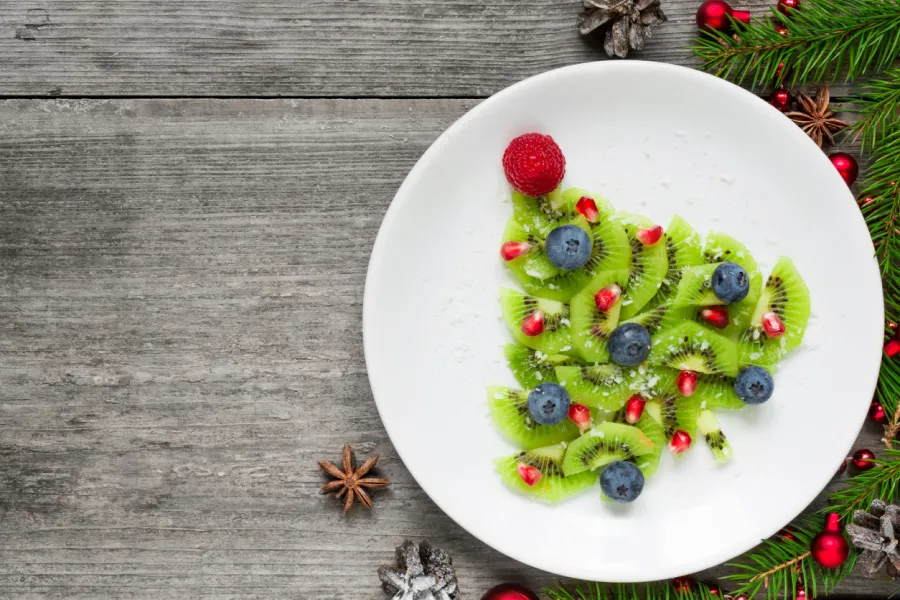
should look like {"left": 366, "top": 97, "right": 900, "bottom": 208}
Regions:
{"left": 624, "top": 395, "right": 646, "bottom": 424}
{"left": 669, "top": 430, "right": 692, "bottom": 454}
{"left": 500, "top": 241, "right": 532, "bottom": 262}
{"left": 886, "top": 337, "right": 900, "bottom": 358}
{"left": 677, "top": 370, "right": 699, "bottom": 397}
{"left": 700, "top": 306, "right": 729, "bottom": 329}
{"left": 594, "top": 284, "right": 623, "bottom": 313}
{"left": 517, "top": 462, "right": 542, "bottom": 487}
{"left": 636, "top": 225, "right": 664, "bottom": 246}
{"left": 576, "top": 196, "right": 600, "bottom": 222}
{"left": 569, "top": 403, "right": 592, "bottom": 432}
{"left": 761, "top": 311, "right": 786, "bottom": 338}
{"left": 521, "top": 310, "right": 545, "bottom": 337}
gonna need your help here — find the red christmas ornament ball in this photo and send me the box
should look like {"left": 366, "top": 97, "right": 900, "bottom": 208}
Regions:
{"left": 777, "top": 0, "right": 800, "bottom": 13}
{"left": 870, "top": 401, "right": 888, "bottom": 424}
{"left": 673, "top": 576, "right": 695, "bottom": 593}
{"left": 852, "top": 448, "right": 876, "bottom": 470}
{"left": 774, "top": 22, "right": 789, "bottom": 36}
{"left": 829, "top": 153, "right": 859, "bottom": 186}
{"left": 768, "top": 87, "right": 792, "bottom": 112}
{"left": 811, "top": 513, "right": 850, "bottom": 568}
{"left": 481, "top": 583, "right": 540, "bottom": 600}
{"left": 886, "top": 337, "right": 900, "bottom": 358}
{"left": 696, "top": 0, "right": 751, "bottom": 31}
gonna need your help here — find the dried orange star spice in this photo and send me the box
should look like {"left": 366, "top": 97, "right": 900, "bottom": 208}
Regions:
{"left": 319, "top": 444, "right": 390, "bottom": 513}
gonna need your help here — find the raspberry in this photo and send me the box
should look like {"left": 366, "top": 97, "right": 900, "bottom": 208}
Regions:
{"left": 502, "top": 133, "right": 565, "bottom": 197}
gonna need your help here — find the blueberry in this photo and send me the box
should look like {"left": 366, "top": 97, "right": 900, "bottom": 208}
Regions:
{"left": 607, "top": 323, "right": 651, "bottom": 367}
{"left": 734, "top": 366, "right": 774, "bottom": 404}
{"left": 545, "top": 225, "right": 592, "bottom": 271}
{"left": 712, "top": 261, "right": 750, "bottom": 304}
{"left": 599, "top": 460, "right": 644, "bottom": 503}
{"left": 527, "top": 382, "right": 571, "bottom": 425}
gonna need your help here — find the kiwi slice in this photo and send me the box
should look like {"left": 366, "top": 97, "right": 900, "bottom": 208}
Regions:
{"left": 704, "top": 232, "right": 764, "bottom": 337}
{"left": 621, "top": 301, "right": 693, "bottom": 335}
{"left": 697, "top": 409, "right": 733, "bottom": 462}
{"left": 617, "top": 213, "right": 669, "bottom": 320}
{"left": 739, "top": 256, "right": 811, "bottom": 366}
{"left": 505, "top": 344, "right": 582, "bottom": 389}
{"left": 560, "top": 187, "right": 615, "bottom": 216}
{"left": 554, "top": 364, "right": 630, "bottom": 411}
{"left": 511, "top": 187, "right": 575, "bottom": 236}
{"left": 692, "top": 372, "right": 745, "bottom": 411}
{"left": 653, "top": 215, "right": 704, "bottom": 304}
{"left": 562, "top": 421, "right": 657, "bottom": 476}
{"left": 488, "top": 386, "right": 580, "bottom": 449}
{"left": 496, "top": 443, "right": 596, "bottom": 502}
{"left": 672, "top": 263, "right": 722, "bottom": 307}
{"left": 501, "top": 218, "right": 560, "bottom": 281}
{"left": 632, "top": 412, "right": 666, "bottom": 478}
{"left": 644, "top": 391, "right": 701, "bottom": 443}
{"left": 648, "top": 322, "right": 739, "bottom": 376}
{"left": 569, "top": 269, "right": 631, "bottom": 363}
{"left": 500, "top": 288, "right": 573, "bottom": 355}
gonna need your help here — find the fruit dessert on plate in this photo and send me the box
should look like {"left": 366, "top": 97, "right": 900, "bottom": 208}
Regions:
{"left": 490, "top": 133, "right": 810, "bottom": 505}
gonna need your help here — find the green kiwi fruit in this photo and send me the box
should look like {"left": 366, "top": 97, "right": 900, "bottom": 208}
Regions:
{"left": 672, "top": 263, "right": 722, "bottom": 307}
{"left": 554, "top": 364, "right": 630, "bottom": 411}
{"left": 501, "top": 218, "right": 559, "bottom": 281}
{"left": 562, "top": 421, "right": 657, "bottom": 476}
{"left": 499, "top": 288, "right": 573, "bottom": 355}
{"left": 632, "top": 412, "right": 666, "bottom": 478}
{"left": 693, "top": 372, "right": 745, "bottom": 411}
{"left": 560, "top": 187, "right": 615, "bottom": 216}
{"left": 505, "top": 344, "right": 582, "bottom": 389}
{"left": 495, "top": 443, "right": 596, "bottom": 502}
{"left": 569, "top": 269, "right": 631, "bottom": 363}
{"left": 739, "top": 256, "right": 811, "bottom": 366}
{"left": 697, "top": 409, "right": 733, "bottom": 462}
{"left": 644, "top": 391, "right": 701, "bottom": 444}
{"left": 617, "top": 213, "right": 669, "bottom": 320}
{"left": 648, "top": 321, "right": 739, "bottom": 376}
{"left": 620, "top": 301, "right": 693, "bottom": 335}
{"left": 653, "top": 215, "right": 704, "bottom": 304}
{"left": 488, "top": 386, "right": 580, "bottom": 449}
{"left": 703, "top": 232, "right": 764, "bottom": 337}
{"left": 512, "top": 187, "right": 573, "bottom": 236}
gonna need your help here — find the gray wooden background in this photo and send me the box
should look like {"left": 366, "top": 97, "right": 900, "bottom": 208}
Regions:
{"left": 0, "top": 1, "right": 887, "bottom": 598}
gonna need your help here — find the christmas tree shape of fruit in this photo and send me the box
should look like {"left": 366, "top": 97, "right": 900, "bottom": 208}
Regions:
{"left": 493, "top": 133, "right": 810, "bottom": 504}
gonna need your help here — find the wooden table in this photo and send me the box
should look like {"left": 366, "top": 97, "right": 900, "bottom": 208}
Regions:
{"left": 0, "top": 1, "right": 884, "bottom": 598}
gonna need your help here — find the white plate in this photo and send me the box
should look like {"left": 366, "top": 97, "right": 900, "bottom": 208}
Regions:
{"left": 363, "top": 62, "right": 883, "bottom": 582}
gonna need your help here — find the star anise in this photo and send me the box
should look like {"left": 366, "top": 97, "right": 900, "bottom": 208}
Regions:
{"left": 785, "top": 84, "right": 849, "bottom": 148}
{"left": 319, "top": 444, "right": 390, "bottom": 513}
{"left": 578, "top": 0, "right": 667, "bottom": 58}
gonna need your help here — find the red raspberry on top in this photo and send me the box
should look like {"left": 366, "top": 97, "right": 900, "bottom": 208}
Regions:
{"left": 502, "top": 133, "right": 565, "bottom": 198}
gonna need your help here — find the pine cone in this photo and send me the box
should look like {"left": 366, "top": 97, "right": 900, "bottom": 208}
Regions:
{"left": 578, "top": 0, "right": 667, "bottom": 58}
{"left": 378, "top": 540, "right": 459, "bottom": 600}
{"left": 846, "top": 499, "right": 900, "bottom": 577}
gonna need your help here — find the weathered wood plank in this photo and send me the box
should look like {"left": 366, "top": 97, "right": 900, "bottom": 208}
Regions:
{"left": 0, "top": 0, "right": 865, "bottom": 97}
{"left": 0, "top": 99, "right": 884, "bottom": 599}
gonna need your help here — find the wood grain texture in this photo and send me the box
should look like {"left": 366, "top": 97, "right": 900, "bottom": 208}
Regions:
{"left": 0, "top": 0, "right": 865, "bottom": 98}
{"left": 0, "top": 99, "right": 886, "bottom": 599}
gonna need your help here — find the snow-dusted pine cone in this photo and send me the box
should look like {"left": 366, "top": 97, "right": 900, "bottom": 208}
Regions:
{"left": 378, "top": 540, "right": 458, "bottom": 600}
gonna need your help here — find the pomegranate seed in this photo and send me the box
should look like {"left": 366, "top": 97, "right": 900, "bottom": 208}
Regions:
{"left": 576, "top": 196, "right": 600, "bottom": 222}
{"left": 886, "top": 337, "right": 900, "bottom": 358}
{"left": 594, "top": 284, "right": 623, "bottom": 313}
{"left": 677, "top": 370, "right": 698, "bottom": 397}
{"left": 624, "top": 395, "right": 646, "bottom": 424}
{"left": 568, "top": 403, "right": 592, "bottom": 432}
{"left": 636, "top": 225, "right": 664, "bottom": 246}
{"left": 669, "top": 430, "right": 692, "bottom": 454}
{"left": 517, "top": 462, "right": 542, "bottom": 487}
{"left": 521, "top": 310, "right": 545, "bottom": 337}
{"left": 500, "top": 241, "right": 532, "bottom": 261}
{"left": 761, "top": 311, "right": 786, "bottom": 338}
{"left": 700, "top": 306, "right": 729, "bottom": 329}
{"left": 673, "top": 577, "right": 695, "bottom": 593}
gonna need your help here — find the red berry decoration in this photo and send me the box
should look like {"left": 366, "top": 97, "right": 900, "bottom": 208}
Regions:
{"left": 869, "top": 400, "right": 887, "bottom": 424}
{"left": 777, "top": 0, "right": 799, "bottom": 13}
{"left": 836, "top": 458, "right": 847, "bottom": 475}
{"left": 796, "top": 585, "right": 806, "bottom": 600}
{"left": 829, "top": 152, "right": 859, "bottom": 186}
{"left": 811, "top": 512, "right": 850, "bottom": 568}
{"left": 502, "top": 133, "right": 566, "bottom": 198}
{"left": 700, "top": 306, "right": 730, "bottom": 329}
{"left": 516, "top": 463, "right": 542, "bottom": 487}
{"left": 852, "top": 448, "right": 876, "bottom": 471}
{"left": 761, "top": 311, "right": 786, "bottom": 338}
{"left": 521, "top": 310, "right": 545, "bottom": 337}
{"left": 669, "top": 430, "right": 693, "bottom": 455}
{"left": 733, "top": 596, "right": 749, "bottom": 600}
{"left": 481, "top": 583, "right": 540, "bottom": 600}
{"left": 768, "top": 87, "right": 792, "bottom": 112}
{"left": 500, "top": 241, "right": 531, "bottom": 262}
{"left": 889, "top": 321, "right": 898, "bottom": 332}
{"left": 777, "top": 526, "right": 797, "bottom": 541}
{"left": 625, "top": 395, "right": 646, "bottom": 424}
{"left": 707, "top": 586, "right": 721, "bottom": 597}
{"left": 569, "top": 403, "right": 592, "bottom": 432}
{"left": 677, "top": 370, "right": 699, "bottom": 397}
{"left": 774, "top": 22, "right": 788, "bottom": 36}
{"left": 594, "top": 284, "right": 623, "bottom": 312}
{"left": 576, "top": 196, "right": 600, "bottom": 222}
{"left": 696, "top": 0, "right": 751, "bottom": 31}
{"left": 673, "top": 576, "right": 695, "bottom": 593}
{"left": 859, "top": 196, "right": 875, "bottom": 207}
{"left": 886, "top": 337, "right": 900, "bottom": 358}
{"left": 636, "top": 225, "right": 664, "bottom": 246}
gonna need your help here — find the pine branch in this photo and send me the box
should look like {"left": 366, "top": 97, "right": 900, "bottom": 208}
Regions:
{"left": 546, "top": 581, "right": 721, "bottom": 600}
{"left": 826, "top": 448, "right": 900, "bottom": 519}
{"left": 854, "top": 68, "right": 900, "bottom": 151}
{"left": 692, "top": 0, "right": 900, "bottom": 88}
{"left": 876, "top": 361, "right": 900, "bottom": 445}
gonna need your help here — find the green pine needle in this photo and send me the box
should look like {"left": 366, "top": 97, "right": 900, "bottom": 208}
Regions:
{"left": 545, "top": 581, "right": 722, "bottom": 600}
{"left": 692, "top": 0, "right": 900, "bottom": 88}
{"left": 826, "top": 447, "right": 900, "bottom": 519}
{"left": 854, "top": 67, "right": 900, "bottom": 151}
